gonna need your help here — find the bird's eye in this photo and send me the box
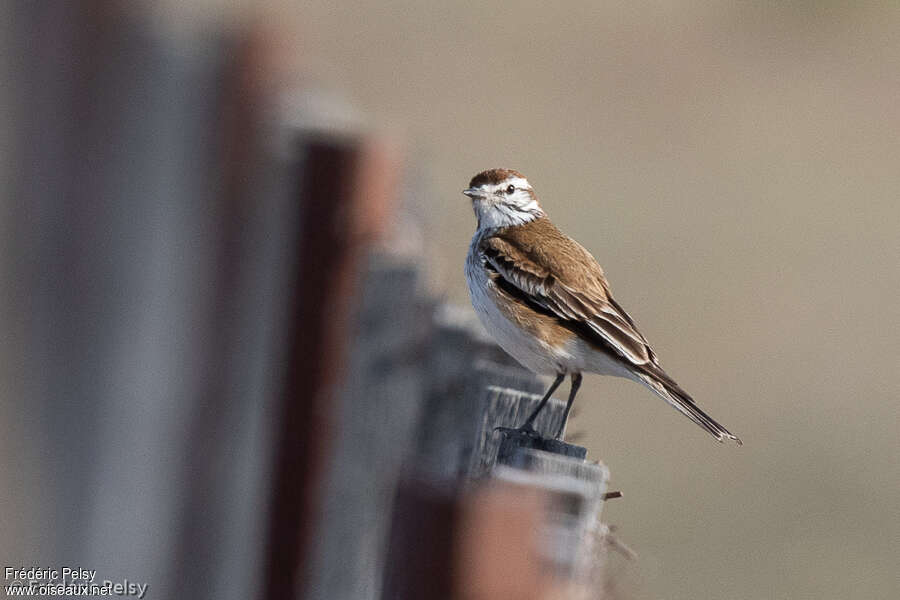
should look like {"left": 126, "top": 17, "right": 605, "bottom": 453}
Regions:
{"left": 506, "top": 184, "right": 515, "bottom": 194}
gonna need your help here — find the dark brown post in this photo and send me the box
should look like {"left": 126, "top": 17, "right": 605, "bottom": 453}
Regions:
{"left": 262, "top": 138, "right": 393, "bottom": 599}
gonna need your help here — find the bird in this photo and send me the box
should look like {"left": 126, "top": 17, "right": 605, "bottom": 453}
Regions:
{"left": 463, "top": 168, "right": 741, "bottom": 444}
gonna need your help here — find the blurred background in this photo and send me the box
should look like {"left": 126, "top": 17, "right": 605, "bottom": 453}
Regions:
{"left": 2, "top": 2, "right": 899, "bottom": 600}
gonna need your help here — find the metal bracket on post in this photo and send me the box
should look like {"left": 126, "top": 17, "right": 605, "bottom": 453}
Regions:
{"left": 495, "top": 428, "right": 588, "bottom": 464}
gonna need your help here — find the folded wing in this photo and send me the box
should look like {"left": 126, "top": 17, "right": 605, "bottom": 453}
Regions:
{"left": 480, "top": 233, "right": 657, "bottom": 367}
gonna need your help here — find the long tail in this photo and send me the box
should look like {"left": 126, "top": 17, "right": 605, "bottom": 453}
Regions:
{"left": 635, "top": 365, "right": 742, "bottom": 445}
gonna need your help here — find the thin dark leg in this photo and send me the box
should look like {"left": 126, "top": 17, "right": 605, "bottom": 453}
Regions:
{"left": 555, "top": 373, "right": 582, "bottom": 439}
{"left": 520, "top": 372, "right": 565, "bottom": 432}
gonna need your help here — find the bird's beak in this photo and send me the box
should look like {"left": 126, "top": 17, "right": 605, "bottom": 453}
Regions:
{"left": 462, "top": 188, "right": 483, "bottom": 199}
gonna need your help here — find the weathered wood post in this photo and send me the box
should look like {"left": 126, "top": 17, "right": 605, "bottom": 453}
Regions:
{"left": 467, "top": 384, "right": 576, "bottom": 480}
{"left": 380, "top": 309, "right": 617, "bottom": 599}
{"left": 263, "top": 137, "right": 396, "bottom": 600}
{"left": 468, "top": 383, "right": 613, "bottom": 599}
{"left": 493, "top": 450, "right": 610, "bottom": 598}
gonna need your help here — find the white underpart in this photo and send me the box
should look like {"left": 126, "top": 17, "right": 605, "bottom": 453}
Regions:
{"left": 465, "top": 236, "right": 567, "bottom": 374}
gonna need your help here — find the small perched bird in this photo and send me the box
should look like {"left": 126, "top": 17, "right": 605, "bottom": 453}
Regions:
{"left": 463, "top": 168, "right": 741, "bottom": 444}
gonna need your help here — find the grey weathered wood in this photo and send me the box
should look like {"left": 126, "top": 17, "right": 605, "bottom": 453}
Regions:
{"left": 467, "top": 386, "right": 568, "bottom": 479}
{"left": 302, "top": 256, "right": 430, "bottom": 600}
{"left": 497, "top": 449, "right": 608, "bottom": 493}
{"left": 5, "top": 14, "right": 292, "bottom": 600}
{"left": 414, "top": 328, "right": 547, "bottom": 480}
{"left": 493, "top": 450, "right": 610, "bottom": 597}
{"left": 463, "top": 376, "right": 613, "bottom": 598}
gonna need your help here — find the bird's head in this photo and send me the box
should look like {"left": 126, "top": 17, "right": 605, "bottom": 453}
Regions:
{"left": 463, "top": 168, "right": 544, "bottom": 230}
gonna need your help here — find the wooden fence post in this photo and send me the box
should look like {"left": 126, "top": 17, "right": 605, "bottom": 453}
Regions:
{"left": 262, "top": 137, "right": 392, "bottom": 600}
{"left": 465, "top": 377, "right": 614, "bottom": 599}
{"left": 467, "top": 386, "right": 569, "bottom": 480}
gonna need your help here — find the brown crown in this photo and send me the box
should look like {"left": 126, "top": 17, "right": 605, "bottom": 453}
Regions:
{"left": 468, "top": 168, "right": 527, "bottom": 188}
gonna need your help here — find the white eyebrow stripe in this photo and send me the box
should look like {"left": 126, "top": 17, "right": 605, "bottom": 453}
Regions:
{"left": 504, "top": 177, "right": 531, "bottom": 190}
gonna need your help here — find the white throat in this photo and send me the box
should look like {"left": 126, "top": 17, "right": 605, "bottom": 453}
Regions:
{"left": 474, "top": 200, "right": 542, "bottom": 230}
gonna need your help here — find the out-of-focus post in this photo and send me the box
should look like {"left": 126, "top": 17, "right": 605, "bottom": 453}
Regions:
{"left": 261, "top": 137, "right": 397, "bottom": 599}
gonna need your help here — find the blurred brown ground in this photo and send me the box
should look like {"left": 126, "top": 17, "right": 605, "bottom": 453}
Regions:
{"left": 289, "top": 2, "right": 900, "bottom": 599}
